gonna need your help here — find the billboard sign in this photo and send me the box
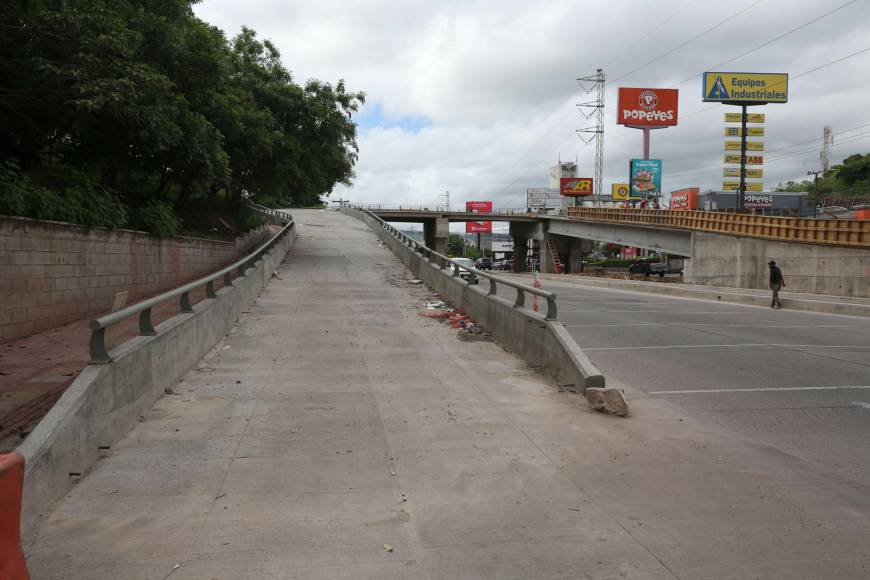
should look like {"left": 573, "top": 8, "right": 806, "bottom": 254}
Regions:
{"left": 725, "top": 112, "right": 765, "bottom": 123}
{"left": 743, "top": 194, "right": 775, "bottom": 208}
{"left": 526, "top": 187, "right": 562, "bottom": 209}
{"left": 722, "top": 181, "right": 764, "bottom": 192}
{"left": 724, "top": 140, "right": 764, "bottom": 151}
{"left": 724, "top": 127, "right": 765, "bottom": 137}
{"left": 703, "top": 72, "right": 788, "bottom": 103}
{"left": 670, "top": 188, "right": 699, "bottom": 210}
{"left": 560, "top": 177, "right": 594, "bottom": 196}
{"left": 723, "top": 168, "right": 764, "bottom": 178}
{"left": 465, "top": 201, "right": 492, "bottom": 234}
{"left": 629, "top": 159, "right": 663, "bottom": 199}
{"left": 724, "top": 154, "right": 764, "bottom": 165}
{"left": 617, "top": 88, "right": 679, "bottom": 126}
{"left": 611, "top": 183, "right": 635, "bottom": 200}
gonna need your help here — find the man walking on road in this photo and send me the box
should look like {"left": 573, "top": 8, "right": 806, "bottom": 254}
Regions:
{"left": 768, "top": 260, "right": 785, "bottom": 309}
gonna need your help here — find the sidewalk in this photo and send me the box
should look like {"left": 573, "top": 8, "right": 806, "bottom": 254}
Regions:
{"left": 25, "top": 210, "right": 870, "bottom": 579}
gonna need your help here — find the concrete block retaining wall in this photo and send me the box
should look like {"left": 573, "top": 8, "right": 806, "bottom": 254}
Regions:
{"left": 0, "top": 216, "right": 273, "bottom": 342}
{"left": 342, "top": 207, "right": 604, "bottom": 392}
{"left": 17, "top": 223, "right": 296, "bottom": 529}
{"left": 684, "top": 231, "right": 870, "bottom": 298}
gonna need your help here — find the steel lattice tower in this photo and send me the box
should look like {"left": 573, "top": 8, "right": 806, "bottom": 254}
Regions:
{"left": 577, "top": 68, "right": 605, "bottom": 195}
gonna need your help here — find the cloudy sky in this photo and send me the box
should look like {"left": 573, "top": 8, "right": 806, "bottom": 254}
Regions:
{"left": 195, "top": 0, "right": 870, "bottom": 211}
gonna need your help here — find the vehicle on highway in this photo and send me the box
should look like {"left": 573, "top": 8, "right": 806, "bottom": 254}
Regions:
{"left": 474, "top": 257, "right": 493, "bottom": 270}
{"left": 492, "top": 259, "right": 505, "bottom": 270}
{"left": 450, "top": 258, "right": 479, "bottom": 283}
{"left": 628, "top": 257, "right": 682, "bottom": 278}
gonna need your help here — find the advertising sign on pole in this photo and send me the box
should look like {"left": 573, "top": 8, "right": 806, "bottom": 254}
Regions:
{"left": 724, "top": 168, "right": 764, "bottom": 178}
{"left": 724, "top": 127, "right": 765, "bottom": 137}
{"left": 722, "top": 181, "right": 764, "bottom": 192}
{"left": 465, "top": 201, "right": 493, "bottom": 234}
{"left": 560, "top": 177, "right": 594, "bottom": 196}
{"left": 725, "top": 112, "right": 765, "bottom": 123}
{"left": 617, "top": 88, "right": 679, "bottom": 126}
{"left": 702, "top": 72, "right": 788, "bottom": 103}
{"left": 725, "top": 141, "right": 764, "bottom": 151}
{"left": 629, "top": 159, "right": 662, "bottom": 199}
{"left": 724, "top": 154, "right": 764, "bottom": 165}
{"left": 611, "top": 183, "right": 634, "bottom": 200}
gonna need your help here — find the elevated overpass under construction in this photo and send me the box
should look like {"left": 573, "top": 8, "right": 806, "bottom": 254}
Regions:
{"left": 361, "top": 205, "right": 870, "bottom": 298}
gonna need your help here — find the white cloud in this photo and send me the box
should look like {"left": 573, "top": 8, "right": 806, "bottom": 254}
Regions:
{"left": 195, "top": 0, "right": 870, "bottom": 207}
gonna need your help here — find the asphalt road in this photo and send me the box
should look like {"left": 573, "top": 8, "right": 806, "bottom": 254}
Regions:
{"left": 544, "top": 278, "right": 870, "bottom": 487}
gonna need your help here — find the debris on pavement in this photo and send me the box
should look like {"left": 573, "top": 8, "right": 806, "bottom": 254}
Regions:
{"left": 586, "top": 387, "right": 630, "bottom": 417}
{"left": 383, "top": 544, "right": 394, "bottom": 552}
{"left": 426, "top": 301, "right": 448, "bottom": 309}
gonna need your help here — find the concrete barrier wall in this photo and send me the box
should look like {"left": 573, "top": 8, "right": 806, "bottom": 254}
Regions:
{"left": 0, "top": 216, "right": 273, "bottom": 343}
{"left": 685, "top": 231, "right": 870, "bottom": 298}
{"left": 16, "top": 224, "right": 296, "bottom": 529}
{"left": 341, "top": 207, "right": 604, "bottom": 392}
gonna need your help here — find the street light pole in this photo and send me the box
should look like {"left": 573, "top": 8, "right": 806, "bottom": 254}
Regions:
{"left": 807, "top": 170, "right": 821, "bottom": 218}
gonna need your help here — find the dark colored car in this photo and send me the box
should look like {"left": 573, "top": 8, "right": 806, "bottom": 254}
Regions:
{"left": 475, "top": 257, "right": 493, "bottom": 270}
{"left": 628, "top": 257, "right": 681, "bottom": 278}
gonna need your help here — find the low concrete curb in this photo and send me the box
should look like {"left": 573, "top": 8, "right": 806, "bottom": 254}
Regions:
{"left": 341, "top": 206, "right": 604, "bottom": 392}
{"left": 525, "top": 274, "right": 870, "bottom": 318}
{"left": 16, "top": 225, "right": 296, "bottom": 529}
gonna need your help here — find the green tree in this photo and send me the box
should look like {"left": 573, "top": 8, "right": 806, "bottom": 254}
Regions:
{"left": 447, "top": 234, "right": 465, "bottom": 257}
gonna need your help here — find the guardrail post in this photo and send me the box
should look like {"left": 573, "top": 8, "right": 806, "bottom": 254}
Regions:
{"left": 139, "top": 308, "right": 156, "bottom": 335}
{"left": 488, "top": 279, "right": 497, "bottom": 296}
{"left": 224, "top": 272, "right": 233, "bottom": 287}
{"left": 453, "top": 264, "right": 460, "bottom": 277}
{"left": 180, "top": 291, "right": 193, "bottom": 313}
{"left": 545, "top": 296, "right": 558, "bottom": 320}
{"left": 206, "top": 280, "right": 216, "bottom": 299}
{"left": 238, "top": 262, "right": 246, "bottom": 278}
{"left": 514, "top": 288, "right": 525, "bottom": 308}
{"left": 89, "top": 327, "right": 111, "bottom": 364}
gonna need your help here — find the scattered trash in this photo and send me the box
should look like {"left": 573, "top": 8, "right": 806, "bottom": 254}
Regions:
{"left": 426, "top": 301, "right": 448, "bottom": 309}
{"left": 383, "top": 544, "right": 394, "bottom": 552}
{"left": 408, "top": 279, "right": 423, "bottom": 285}
{"left": 271, "top": 270, "right": 282, "bottom": 280}
{"left": 163, "top": 387, "right": 175, "bottom": 395}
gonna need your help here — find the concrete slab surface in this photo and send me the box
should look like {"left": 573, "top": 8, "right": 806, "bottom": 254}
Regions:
{"left": 25, "top": 210, "right": 870, "bottom": 579}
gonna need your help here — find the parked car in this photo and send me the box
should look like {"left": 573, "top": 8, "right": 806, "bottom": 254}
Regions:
{"left": 450, "top": 258, "right": 479, "bottom": 283}
{"left": 474, "top": 257, "right": 493, "bottom": 270}
{"left": 492, "top": 259, "right": 506, "bottom": 270}
{"left": 628, "top": 257, "right": 682, "bottom": 278}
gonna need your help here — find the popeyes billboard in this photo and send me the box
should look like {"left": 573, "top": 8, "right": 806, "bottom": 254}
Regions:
{"left": 617, "top": 88, "right": 679, "bottom": 126}
{"left": 670, "top": 187, "right": 699, "bottom": 210}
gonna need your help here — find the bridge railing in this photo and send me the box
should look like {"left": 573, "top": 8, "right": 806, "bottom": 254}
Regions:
{"left": 88, "top": 206, "right": 295, "bottom": 363}
{"left": 358, "top": 204, "right": 536, "bottom": 216}
{"left": 351, "top": 205, "right": 558, "bottom": 319}
{"left": 566, "top": 207, "right": 869, "bottom": 247}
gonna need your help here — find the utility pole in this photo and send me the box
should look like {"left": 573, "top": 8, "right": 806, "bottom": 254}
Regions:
{"left": 577, "top": 68, "right": 605, "bottom": 195}
{"left": 807, "top": 170, "right": 821, "bottom": 218}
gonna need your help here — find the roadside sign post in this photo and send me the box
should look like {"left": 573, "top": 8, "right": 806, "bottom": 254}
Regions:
{"left": 703, "top": 72, "right": 788, "bottom": 212}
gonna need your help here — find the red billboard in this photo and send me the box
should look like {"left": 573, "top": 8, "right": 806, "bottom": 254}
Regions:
{"left": 670, "top": 187, "right": 699, "bottom": 210}
{"left": 465, "top": 201, "right": 492, "bottom": 233}
{"left": 617, "top": 88, "right": 679, "bottom": 126}
{"left": 560, "top": 177, "right": 594, "bottom": 196}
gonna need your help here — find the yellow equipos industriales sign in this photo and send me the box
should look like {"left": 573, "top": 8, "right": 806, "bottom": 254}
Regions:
{"left": 703, "top": 72, "right": 788, "bottom": 103}
{"left": 724, "top": 154, "right": 764, "bottom": 165}
{"left": 722, "top": 181, "right": 764, "bottom": 192}
{"left": 724, "top": 141, "right": 764, "bottom": 151}
{"left": 724, "top": 127, "right": 765, "bottom": 137}
{"left": 725, "top": 113, "right": 765, "bottom": 123}
{"left": 724, "top": 168, "right": 763, "bottom": 178}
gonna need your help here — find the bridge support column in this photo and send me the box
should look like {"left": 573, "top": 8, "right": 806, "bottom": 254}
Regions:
{"left": 509, "top": 221, "right": 543, "bottom": 273}
{"left": 423, "top": 217, "right": 449, "bottom": 256}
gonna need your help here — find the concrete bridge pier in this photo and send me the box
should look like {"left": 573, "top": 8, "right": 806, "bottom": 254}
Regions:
{"left": 510, "top": 221, "right": 544, "bottom": 273}
{"left": 423, "top": 217, "right": 449, "bottom": 256}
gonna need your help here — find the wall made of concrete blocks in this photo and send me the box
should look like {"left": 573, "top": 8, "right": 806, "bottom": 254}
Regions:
{"left": 0, "top": 216, "right": 272, "bottom": 342}
{"left": 684, "top": 231, "right": 870, "bottom": 298}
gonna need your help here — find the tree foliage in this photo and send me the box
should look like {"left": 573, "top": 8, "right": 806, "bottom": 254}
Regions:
{"left": 0, "top": 1, "right": 363, "bottom": 235}
{"left": 775, "top": 153, "right": 870, "bottom": 201}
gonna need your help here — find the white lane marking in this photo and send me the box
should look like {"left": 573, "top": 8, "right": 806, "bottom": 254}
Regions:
{"left": 584, "top": 344, "right": 870, "bottom": 351}
{"left": 649, "top": 386, "right": 870, "bottom": 395}
{"left": 565, "top": 323, "right": 856, "bottom": 329}
{"left": 852, "top": 401, "right": 870, "bottom": 409}
{"left": 559, "top": 310, "right": 748, "bottom": 314}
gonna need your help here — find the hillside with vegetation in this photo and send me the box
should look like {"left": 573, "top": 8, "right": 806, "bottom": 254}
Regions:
{"left": 0, "top": 1, "right": 364, "bottom": 235}
{"left": 775, "top": 153, "right": 870, "bottom": 204}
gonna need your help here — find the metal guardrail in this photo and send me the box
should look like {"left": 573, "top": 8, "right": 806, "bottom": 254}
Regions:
{"left": 349, "top": 205, "right": 558, "bottom": 320}
{"left": 566, "top": 207, "right": 869, "bottom": 247}
{"left": 358, "top": 204, "right": 535, "bottom": 216}
{"left": 88, "top": 206, "right": 295, "bottom": 363}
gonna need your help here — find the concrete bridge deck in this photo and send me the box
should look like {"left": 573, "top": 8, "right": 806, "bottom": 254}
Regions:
{"left": 25, "top": 210, "right": 870, "bottom": 579}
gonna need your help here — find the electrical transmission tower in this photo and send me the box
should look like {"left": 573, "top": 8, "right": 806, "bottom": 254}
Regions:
{"left": 820, "top": 126, "right": 833, "bottom": 172}
{"left": 576, "top": 68, "right": 605, "bottom": 195}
